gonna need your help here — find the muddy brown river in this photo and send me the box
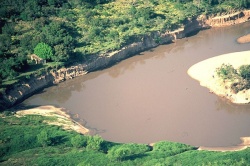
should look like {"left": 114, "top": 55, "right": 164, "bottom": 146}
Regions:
{"left": 22, "top": 22, "right": 250, "bottom": 147}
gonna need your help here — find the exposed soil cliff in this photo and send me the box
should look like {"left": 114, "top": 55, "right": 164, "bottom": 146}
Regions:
{"left": 1, "top": 10, "right": 250, "bottom": 110}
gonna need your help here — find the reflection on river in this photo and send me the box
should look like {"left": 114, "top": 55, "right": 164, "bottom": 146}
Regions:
{"left": 22, "top": 22, "right": 250, "bottom": 147}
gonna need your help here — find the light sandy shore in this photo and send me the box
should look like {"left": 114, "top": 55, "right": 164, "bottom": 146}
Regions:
{"left": 16, "top": 105, "right": 89, "bottom": 134}
{"left": 237, "top": 34, "right": 250, "bottom": 44}
{"left": 198, "top": 137, "right": 250, "bottom": 152}
{"left": 188, "top": 50, "right": 250, "bottom": 104}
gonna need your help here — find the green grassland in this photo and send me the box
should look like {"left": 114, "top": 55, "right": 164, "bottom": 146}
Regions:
{"left": 0, "top": 111, "right": 250, "bottom": 165}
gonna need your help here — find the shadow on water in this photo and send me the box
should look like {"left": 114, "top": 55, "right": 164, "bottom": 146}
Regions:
{"left": 215, "top": 97, "right": 250, "bottom": 113}
{"left": 185, "top": 29, "right": 201, "bottom": 38}
{"left": 12, "top": 103, "right": 43, "bottom": 112}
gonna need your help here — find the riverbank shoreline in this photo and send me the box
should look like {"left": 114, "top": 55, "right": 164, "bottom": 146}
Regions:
{"left": 198, "top": 137, "right": 250, "bottom": 152}
{"left": 16, "top": 105, "right": 250, "bottom": 152}
{"left": 1, "top": 10, "right": 250, "bottom": 110}
{"left": 188, "top": 51, "right": 250, "bottom": 104}
{"left": 16, "top": 105, "right": 89, "bottom": 135}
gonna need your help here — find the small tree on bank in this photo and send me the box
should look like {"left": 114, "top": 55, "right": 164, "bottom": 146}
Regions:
{"left": 34, "top": 42, "right": 53, "bottom": 60}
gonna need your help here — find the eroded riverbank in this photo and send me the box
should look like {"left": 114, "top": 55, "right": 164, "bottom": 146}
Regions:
{"left": 1, "top": 10, "right": 250, "bottom": 110}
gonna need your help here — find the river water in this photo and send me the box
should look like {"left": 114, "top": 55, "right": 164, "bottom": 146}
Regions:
{"left": 22, "top": 22, "right": 250, "bottom": 147}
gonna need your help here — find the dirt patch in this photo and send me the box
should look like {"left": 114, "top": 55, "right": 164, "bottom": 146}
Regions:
{"left": 16, "top": 105, "right": 89, "bottom": 134}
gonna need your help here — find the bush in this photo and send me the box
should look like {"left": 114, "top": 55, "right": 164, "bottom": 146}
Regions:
{"left": 238, "top": 65, "right": 250, "bottom": 80}
{"left": 37, "top": 129, "right": 52, "bottom": 147}
{"left": 153, "top": 141, "right": 195, "bottom": 156}
{"left": 108, "top": 143, "right": 150, "bottom": 161}
{"left": 71, "top": 135, "right": 87, "bottom": 148}
{"left": 86, "top": 135, "right": 104, "bottom": 151}
{"left": 34, "top": 42, "right": 53, "bottom": 60}
{"left": 216, "top": 63, "right": 237, "bottom": 81}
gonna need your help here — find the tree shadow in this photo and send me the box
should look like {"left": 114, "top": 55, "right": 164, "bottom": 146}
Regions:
{"left": 123, "top": 153, "right": 149, "bottom": 161}
{"left": 51, "top": 135, "right": 69, "bottom": 146}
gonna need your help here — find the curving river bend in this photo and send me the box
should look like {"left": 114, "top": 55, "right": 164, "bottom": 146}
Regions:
{"left": 22, "top": 22, "right": 250, "bottom": 147}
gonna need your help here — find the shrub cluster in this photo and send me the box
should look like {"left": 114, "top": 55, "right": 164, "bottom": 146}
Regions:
{"left": 216, "top": 64, "right": 250, "bottom": 93}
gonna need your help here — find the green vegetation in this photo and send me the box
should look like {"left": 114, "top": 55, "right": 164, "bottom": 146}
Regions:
{"left": 216, "top": 64, "right": 250, "bottom": 93}
{"left": 216, "top": 63, "right": 237, "bottom": 81}
{"left": 1, "top": 0, "right": 250, "bottom": 91}
{"left": 34, "top": 42, "right": 53, "bottom": 60}
{"left": 1, "top": 1, "right": 250, "bottom": 164}
{"left": 1, "top": 112, "right": 250, "bottom": 165}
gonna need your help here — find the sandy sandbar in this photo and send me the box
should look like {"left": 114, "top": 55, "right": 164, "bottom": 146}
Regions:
{"left": 198, "top": 137, "right": 250, "bottom": 152}
{"left": 237, "top": 34, "right": 250, "bottom": 44}
{"left": 16, "top": 105, "right": 89, "bottom": 134}
{"left": 188, "top": 50, "right": 250, "bottom": 104}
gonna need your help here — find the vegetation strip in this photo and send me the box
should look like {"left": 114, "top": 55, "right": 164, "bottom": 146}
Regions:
{"left": 1, "top": 107, "right": 250, "bottom": 165}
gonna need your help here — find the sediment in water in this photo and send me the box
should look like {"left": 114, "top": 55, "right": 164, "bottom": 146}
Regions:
{"left": 1, "top": 10, "right": 250, "bottom": 110}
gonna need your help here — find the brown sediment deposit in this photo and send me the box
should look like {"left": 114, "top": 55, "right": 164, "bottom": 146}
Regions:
{"left": 188, "top": 51, "right": 250, "bottom": 104}
{"left": 237, "top": 34, "right": 250, "bottom": 44}
{"left": 16, "top": 105, "right": 89, "bottom": 134}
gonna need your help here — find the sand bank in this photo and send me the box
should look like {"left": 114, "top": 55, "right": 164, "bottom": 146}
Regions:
{"left": 16, "top": 105, "right": 89, "bottom": 134}
{"left": 198, "top": 137, "right": 250, "bottom": 152}
{"left": 237, "top": 34, "right": 250, "bottom": 44}
{"left": 188, "top": 51, "right": 250, "bottom": 104}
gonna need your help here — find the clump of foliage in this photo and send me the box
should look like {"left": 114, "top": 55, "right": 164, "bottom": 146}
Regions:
{"left": 71, "top": 134, "right": 87, "bottom": 148}
{"left": 216, "top": 64, "right": 250, "bottom": 93}
{"left": 153, "top": 141, "right": 196, "bottom": 156}
{"left": 34, "top": 42, "right": 53, "bottom": 60}
{"left": 107, "top": 143, "right": 150, "bottom": 161}
{"left": 86, "top": 135, "right": 104, "bottom": 151}
{"left": 216, "top": 63, "right": 237, "bottom": 81}
{"left": 238, "top": 65, "right": 250, "bottom": 80}
{"left": 37, "top": 129, "right": 52, "bottom": 147}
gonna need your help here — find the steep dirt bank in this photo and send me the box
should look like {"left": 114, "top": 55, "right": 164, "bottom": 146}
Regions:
{"left": 1, "top": 10, "right": 250, "bottom": 110}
